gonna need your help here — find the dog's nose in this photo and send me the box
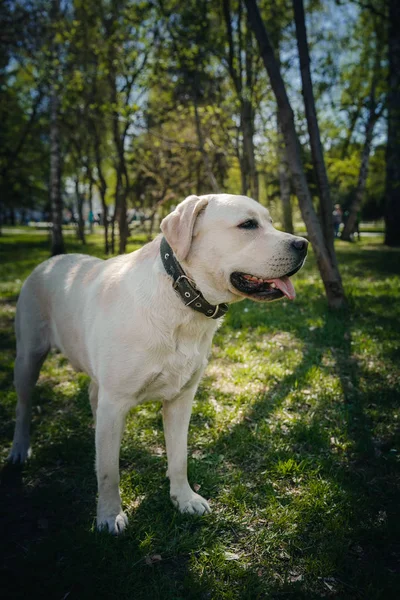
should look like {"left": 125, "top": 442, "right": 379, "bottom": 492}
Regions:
{"left": 291, "top": 238, "right": 308, "bottom": 253}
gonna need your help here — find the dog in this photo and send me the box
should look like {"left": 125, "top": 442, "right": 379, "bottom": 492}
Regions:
{"left": 8, "top": 194, "right": 308, "bottom": 534}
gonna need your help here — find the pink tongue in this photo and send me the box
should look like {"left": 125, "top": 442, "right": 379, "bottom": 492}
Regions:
{"left": 267, "top": 276, "right": 296, "bottom": 300}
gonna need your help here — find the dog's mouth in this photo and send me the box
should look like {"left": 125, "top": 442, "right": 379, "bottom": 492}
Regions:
{"left": 230, "top": 262, "right": 304, "bottom": 302}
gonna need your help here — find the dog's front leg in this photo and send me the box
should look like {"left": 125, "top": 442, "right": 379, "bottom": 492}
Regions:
{"left": 95, "top": 392, "right": 129, "bottom": 534}
{"left": 163, "top": 387, "right": 211, "bottom": 515}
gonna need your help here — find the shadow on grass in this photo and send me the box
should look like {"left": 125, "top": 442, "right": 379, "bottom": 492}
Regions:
{"left": 197, "top": 263, "right": 399, "bottom": 596}
{"left": 0, "top": 236, "right": 399, "bottom": 598}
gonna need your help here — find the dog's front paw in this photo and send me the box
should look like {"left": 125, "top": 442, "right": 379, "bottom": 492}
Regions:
{"left": 97, "top": 510, "right": 128, "bottom": 535}
{"left": 171, "top": 490, "right": 211, "bottom": 515}
{"left": 8, "top": 440, "right": 31, "bottom": 464}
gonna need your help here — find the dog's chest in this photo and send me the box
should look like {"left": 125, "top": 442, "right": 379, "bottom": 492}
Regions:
{"left": 136, "top": 321, "right": 214, "bottom": 402}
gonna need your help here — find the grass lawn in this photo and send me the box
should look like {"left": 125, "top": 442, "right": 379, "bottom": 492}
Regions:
{"left": 0, "top": 231, "right": 399, "bottom": 599}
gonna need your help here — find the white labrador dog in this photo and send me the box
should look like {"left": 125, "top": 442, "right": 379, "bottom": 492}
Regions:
{"left": 9, "top": 194, "right": 307, "bottom": 534}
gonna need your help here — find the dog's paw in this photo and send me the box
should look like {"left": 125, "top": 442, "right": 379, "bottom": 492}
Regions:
{"left": 171, "top": 491, "right": 211, "bottom": 515}
{"left": 97, "top": 510, "right": 128, "bottom": 535}
{"left": 8, "top": 440, "right": 31, "bottom": 464}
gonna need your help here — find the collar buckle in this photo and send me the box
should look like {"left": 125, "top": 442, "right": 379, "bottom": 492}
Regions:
{"left": 173, "top": 274, "right": 196, "bottom": 290}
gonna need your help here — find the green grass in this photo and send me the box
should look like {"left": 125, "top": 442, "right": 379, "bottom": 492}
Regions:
{"left": 1, "top": 231, "right": 399, "bottom": 599}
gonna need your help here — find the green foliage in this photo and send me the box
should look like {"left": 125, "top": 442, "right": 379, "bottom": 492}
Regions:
{"left": 1, "top": 0, "right": 389, "bottom": 227}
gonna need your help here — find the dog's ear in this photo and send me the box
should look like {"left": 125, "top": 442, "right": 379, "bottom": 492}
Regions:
{"left": 161, "top": 195, "right": 209, "bottom": 261}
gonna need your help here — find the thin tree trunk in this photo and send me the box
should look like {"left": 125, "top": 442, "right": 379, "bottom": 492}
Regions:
{"left": 244, "top": 0, "right": 345, "bottom": 308}
{"left": 293, "top": 0, "right": 335, "bottom": 263}
{"left": 113, "top": 168, "right": 129, "bottom": 255}
{"left": 98, "top": 182, "right": 109, "bottom": 254}
{"left": 342, "top": 110, "right": 380, "bottom": 241}
{"left": 278, "top": 124, "right": 294, "bottom": 234}
{"left": 110, "top": 213, "right": 116, "bottom": 254}
{"left": 193, "top": 93, "right": 219, "bottom": 193}
{"left": 147, "top": 213, "right": 156, "bottom": 242}
{"left": 342, "top": 45, "right": 383, "bottom": 241}
{"left": 88, "top": 175, "right": 94, "bottom": 234}
{"left": 242, "top": 99, "right": 258, "bottom": 200}
{"left": 384, "top": 0, "right": 400, "bottom": 247}
{"left": 223, "top": 0, "right": 258, "bottom": 200}
{"left": 275, "top": 38, "right": 293, "bottom": 232}
{"left": 75, "top": 177, "right": 86, "bottom": 244}
{"left": 341, "top": 102, "right": 363, "bottom": 160}
{"left": 108, "top": 61, "right": 130, "bottom": 254}
{"left": 90, "top": 123, "right": 109, "bottom": 254}
{"left": 49, "top": 91, "right": 65, "bottom": 256}
{"left": 118, "top": 192, "right": 128, "bottom": 254}
{"left": 103, "top": 201, "right": 109, "bottom": 254}
{"left": 244, "top": 18, "right": 258, "bottom": 201}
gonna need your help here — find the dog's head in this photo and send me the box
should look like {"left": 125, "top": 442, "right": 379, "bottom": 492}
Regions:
{"left": 161, "top": 194, "right": 308, "bottom": 305}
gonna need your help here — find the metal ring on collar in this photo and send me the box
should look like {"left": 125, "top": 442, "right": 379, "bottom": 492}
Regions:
{"left": 206, "top": 305, "right": 220, "bottom": 319}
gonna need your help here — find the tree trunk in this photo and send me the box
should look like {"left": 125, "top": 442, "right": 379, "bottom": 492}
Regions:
{"left": 241, "top": 99, "right": 259, "bottom": 200}
{"left": 239, "top": 153, "right": 247, "bottom": 196}
{"left": 341, "top": 111, "right": 379, "bottom": 241}
{"left": 193, "top": 86, "right": 219, "bottom": 193}
{"left": 49, "top": 91, "right": 65, "bottom": 256}
{"left": 103, "top": 202, "right": 109, "bottom": 254}
{"left": 222, "top": 0, "right": 258, "bottom": 201}
{"left": 88, "top": 175, "right": 94, "bottom": 234}
{"left": 278, "top": 124, "right": 294, "bottom": 234}
{"left": 244, "top": 17, "right": 259, "bottom": 201}
{"left": 244, "top": 0, "right": 346, "bottom": 308}
{"left": 110, "top": 213, "right": 116, "bottom": 254}
{"left": 118, "top": 192, "right": 128, "bottom": 254}
{"left": 147, "top": 212, "right": 156, "bottom": 242}
{"left": 384, "top": 0, "right": 400, "bottom": 247}
{"left": 90, "top": 122, "right": 109, "bottom": 254}
{"left": 293, "top": 0, "right": 335, "bottom": 263}
{"left": 98, "top": 184, "right": 109, "bottom": 255}
{"left": 75, "top": 177, "right": 86, "bottom": 244}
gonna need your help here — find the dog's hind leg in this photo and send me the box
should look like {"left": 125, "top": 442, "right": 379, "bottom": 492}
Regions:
{"left": 89, "top": 380, "right": 99, "bottom": 422}
{"left": 9, "top": 290, "right": 50, "bottom": 464}
{"left": 9, "top": 349, "right": 49, "bottom": 463}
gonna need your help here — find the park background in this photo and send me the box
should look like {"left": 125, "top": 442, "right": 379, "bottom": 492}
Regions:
{"left": 1, "top": 0, "right": 399, "bottom": 598}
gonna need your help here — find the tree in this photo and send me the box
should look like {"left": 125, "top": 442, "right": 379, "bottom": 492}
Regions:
{"left": 49, "top": 0, "right": 65, "bottom": 255}
{"left": 0, "top": 1, "right": 49, "bottom": 231}
{"left": 221, "top": 0, "right": 260, "bottom": 199}
{"left": 384, "top": 0, "right": 400, "bottom": 246}
{"left": 341, "top": 49, "right": 385, "bottom": 240}
{"left": 278, "top": 129, "right": 294, "bottom": 233}
{"left": 293, "top": 0, "right": 335, "bottom": 261}
{"left": 97, "top": 0, "right": 154, "bottom": 253}
{"left": 244, "top": 0, "right": 346, "bottom": 308}
{"left": 157, "top": 0, "right": 224, "bottom": 194}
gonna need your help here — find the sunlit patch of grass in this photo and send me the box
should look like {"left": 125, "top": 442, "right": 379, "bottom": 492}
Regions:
{"left": 0, "top": 231, "right": 399, "bottom": 599}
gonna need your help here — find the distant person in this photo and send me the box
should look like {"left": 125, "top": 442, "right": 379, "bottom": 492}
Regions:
{"left": 88, "top": 209, "right": 94, "bottom": 234}
{"left": 333, "top": 204, "right": 342, "bottom": 238}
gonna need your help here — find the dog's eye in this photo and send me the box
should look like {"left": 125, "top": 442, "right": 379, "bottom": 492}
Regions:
{"left": 238, "top": 219, "right": 259, "bottom": 230}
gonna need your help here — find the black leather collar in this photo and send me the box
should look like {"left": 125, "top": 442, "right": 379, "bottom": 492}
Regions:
{"left": 160, "top": 237, "right": 228, "bottom": 319}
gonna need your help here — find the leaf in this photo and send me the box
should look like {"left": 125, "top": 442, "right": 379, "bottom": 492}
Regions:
{"left": 224, "top": 551, "right": 240, "bottom": 561}
{"left": 145, "top": 554, "right": 162, "bottom": 565}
